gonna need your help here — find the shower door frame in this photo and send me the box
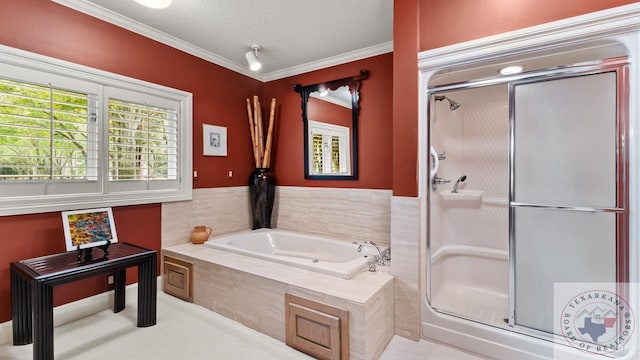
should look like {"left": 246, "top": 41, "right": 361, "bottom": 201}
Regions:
{"left": 507, "top": 57, "right": 630, "bottom": 341}
{"left": 426, "top": 56, "right": 630, "bottom": 342}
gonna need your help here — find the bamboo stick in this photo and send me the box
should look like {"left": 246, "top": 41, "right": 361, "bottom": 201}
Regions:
{"left": 256, "top": 97, "right": 265, "bottom": 164}
{"left": 253, "top": 96, "right": 260, "bottom": 165}
{"left": 262, "top": 98, "right": 276, "bottom": 168}
{"left": 246, "top": 98, "right": 260, "bottom": 167}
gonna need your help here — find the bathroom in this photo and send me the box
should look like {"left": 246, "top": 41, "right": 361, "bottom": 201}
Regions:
{"left": 2, "top": 1, "right": 640, "bottom": 360}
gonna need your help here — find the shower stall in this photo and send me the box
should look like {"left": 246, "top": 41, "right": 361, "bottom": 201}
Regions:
{"left": 423, "top": 39, "right": 637, "bottom": 359}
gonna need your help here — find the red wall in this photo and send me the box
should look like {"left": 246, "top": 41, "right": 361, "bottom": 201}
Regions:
{"left": 419, "top": 0, "right": 639, "bottom": 51}
{"left": 0, "top": 0, "right": 261, "bottom": 323}
{"left": 0, "top": 205, "right": 159, "bottom": 323}
{"left": 0, "top": 0, "right": 262, "bottom": 190}
{"left": 0, "top": 0, "right": 635, "bottom": 324}
{"left": 392, "top": 0, "right": 640, "bottom": 197}
{"left": 307, "top": 98, "right": 352, "bottom": 128}
{"left": 264, "top": 54, "right": 393, "bottom": 189}
{"left": 393, "top": 0, "right": 420, "bottom": 197}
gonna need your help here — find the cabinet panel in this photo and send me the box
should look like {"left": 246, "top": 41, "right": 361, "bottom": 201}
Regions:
{"left": 285, "top": 293, "right": 349, "bottom": 360}
{"left": 163, "top": 255, "right": 193, "bottom": 302}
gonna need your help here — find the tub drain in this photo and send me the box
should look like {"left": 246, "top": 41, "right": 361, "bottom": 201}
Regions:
{"left": 312, "top": 259, "right": 319, "bottom": 263}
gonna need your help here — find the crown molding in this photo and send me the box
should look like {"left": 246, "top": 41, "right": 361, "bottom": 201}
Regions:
{"left": 418, "top": 2, "right": 640, "bottom": 70}
{"left": 263, "top": 42, "right": 393, "bottom": 82}
{"left": 52, "top": 0, "right": 391, "bottom": 82}
{"left": 52, "top": 0, "right": 263, "bottom": 81}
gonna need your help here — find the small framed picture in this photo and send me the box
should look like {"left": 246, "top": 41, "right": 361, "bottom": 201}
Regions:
{"left": 203, "top": 124, "right": 227, "bottom": 156}
{"left": 62, "top": 208, "right": 118, "bottom": 251}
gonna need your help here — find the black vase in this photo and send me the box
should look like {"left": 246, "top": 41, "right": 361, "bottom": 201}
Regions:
{"left": 249, "top": 168, "right": 276, "bottom": 230}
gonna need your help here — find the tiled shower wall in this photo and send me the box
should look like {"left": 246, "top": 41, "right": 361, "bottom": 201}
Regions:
{"left": 162, "top": 186, "right": 392, "bottom": 247}
{"left": 430, "top": 87, "right": 509, "bottom": 252}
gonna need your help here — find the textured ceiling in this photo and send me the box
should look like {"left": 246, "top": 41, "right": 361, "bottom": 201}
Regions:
{"left": 54, "top": 0, "right": 394, "bottom": 81}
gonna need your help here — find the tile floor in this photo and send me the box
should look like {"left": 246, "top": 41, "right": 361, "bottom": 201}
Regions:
{"left": 0, "top": 291, "right": 488, "bottom": 360}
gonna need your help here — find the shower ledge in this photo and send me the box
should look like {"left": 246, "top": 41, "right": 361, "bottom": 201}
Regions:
{"left": 438, "top": 189, "right": 483, "bottom": 202}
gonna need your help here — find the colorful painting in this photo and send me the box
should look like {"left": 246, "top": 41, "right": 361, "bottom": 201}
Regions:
{"left": 62, "top": 208, "right": 118, "bottom": 251}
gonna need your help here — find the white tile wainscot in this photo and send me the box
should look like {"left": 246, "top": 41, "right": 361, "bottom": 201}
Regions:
{"left": 162, "top": 187, "right": 251, "bottom": 247}
{"left": 273, "top": 186, "right": 392, "bottom": 246}
{"left": 390, "top": 196, "right": 421, "bottom": 340}
{"left": 163, "top": 243, "right": 395, "bottom": 360}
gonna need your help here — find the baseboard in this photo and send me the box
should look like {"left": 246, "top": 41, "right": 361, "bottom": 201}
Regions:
{"left": 0, "top": 276, "right": 161, "bottom": 346}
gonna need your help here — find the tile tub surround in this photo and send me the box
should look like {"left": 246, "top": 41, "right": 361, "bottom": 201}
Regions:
{"left": 273, "top": 187, "right": 392, "bottom": 246}
{"left": 162, "top": 186, "right": 392, "bottom": 247}
{"left": 162, "top": 187, "right": 251, "bottom": 247}
{"left": 163, "top": 243, "right": 395, "bottom": 360}
{"left": 390, "top": 196, "right": 421, "bottom": 340}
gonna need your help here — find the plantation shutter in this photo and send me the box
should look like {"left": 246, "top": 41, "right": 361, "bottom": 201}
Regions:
{"left": 105, "top": 87, "right": 180, "bottom": 193}
{"left": 0, "top": 64, "right": 99, "bottom": 197}
{"left": 0, "top": 48, "right": 191, "bottom": 215}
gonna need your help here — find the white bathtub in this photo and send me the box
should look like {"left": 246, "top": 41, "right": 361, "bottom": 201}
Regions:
{"left": 204, "top": 228, "right": 387, "bottom": 279}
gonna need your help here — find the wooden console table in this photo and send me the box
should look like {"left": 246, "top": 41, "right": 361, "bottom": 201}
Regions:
{"left": 11, "top": 242, "right": 157, "bottom": 360}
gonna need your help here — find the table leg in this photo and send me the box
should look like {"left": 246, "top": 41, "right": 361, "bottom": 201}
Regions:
{"left": 113, "top": 269, "right": 126, "bottom": 313}
{"left": 137, "top": 253, "right": 157, "bottom": 327}
{"left": 33, "top": 281, "right": 54, "bottom": 360}
{"left": 11, "top": 266, "right": 32, "bottom": 345}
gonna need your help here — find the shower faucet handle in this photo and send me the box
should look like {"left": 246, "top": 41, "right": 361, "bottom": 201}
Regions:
{"left": 432, "top": 176, "right": 450, "bottom": 185}
{"left": 431, "top": 173, "right": 450, "bottom": 191}
{"left": 437, "top": 152, "right": 446, "bottom": 160}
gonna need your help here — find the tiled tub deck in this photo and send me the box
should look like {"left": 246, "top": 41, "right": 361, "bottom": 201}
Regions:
{"left": 163, "top": 243, "right": 395, "bottom": 360}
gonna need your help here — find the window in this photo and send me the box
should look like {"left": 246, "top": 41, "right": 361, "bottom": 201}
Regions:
{"left": 308, "top": 120, "right": 350, "bottom": 175}
{"left": 0, "top": 46, "right": 192, "bottom": 215}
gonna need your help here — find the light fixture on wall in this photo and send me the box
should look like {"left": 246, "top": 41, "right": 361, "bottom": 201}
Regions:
{"left": 245, "top": 45, "right": 262, "bottom": 71}
{"left": 133, "top": 0, "right": 173, "bottom": 9}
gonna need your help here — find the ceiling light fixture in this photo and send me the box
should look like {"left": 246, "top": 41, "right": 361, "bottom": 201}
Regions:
{"left": 245, "top": 45, "right": 262, "bottom": 72}
{"left": 133, "top": 0, "right": 173, "bottom": 9}
{"left": 499, "top": 65, "right": 524, "bottom": 75}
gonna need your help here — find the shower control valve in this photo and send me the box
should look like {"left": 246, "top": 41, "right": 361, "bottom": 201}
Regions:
{"left": 432, "top": 176, "right": 450, "bottom": 185}
{"left": 431, "top": 175, "right": 451, "bottom": 191}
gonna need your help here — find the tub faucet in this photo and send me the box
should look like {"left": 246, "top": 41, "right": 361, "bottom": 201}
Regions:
{"left": 358, "top": 241, "right": 385, "bottom": 265}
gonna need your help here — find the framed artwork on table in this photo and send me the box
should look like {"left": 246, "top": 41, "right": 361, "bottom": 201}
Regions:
{"left": 203, "top": 124, "right": 227, "bottom": 156}
{"left": 62, "top": 207, "right": 118, "bottom": 251}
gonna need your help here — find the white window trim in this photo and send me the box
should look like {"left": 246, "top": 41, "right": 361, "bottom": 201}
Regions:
{"left": 308, "top": 119, "right": 350, "bottom": 175}
{"left": 0, "top": 45, "right": 192, "bottom": 216}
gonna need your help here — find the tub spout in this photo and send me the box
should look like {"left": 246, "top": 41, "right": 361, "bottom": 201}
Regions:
{"left": 358, "top": 241, "right": 385, "bottom": 265}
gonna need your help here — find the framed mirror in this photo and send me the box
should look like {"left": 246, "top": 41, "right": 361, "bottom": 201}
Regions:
{"left": 294, "top": 70, "right": 369, "bottom": 179}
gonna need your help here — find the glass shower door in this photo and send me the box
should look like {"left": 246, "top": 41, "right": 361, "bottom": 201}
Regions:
{"left": 511, "top": 66, "right": 628, "bottom": 335}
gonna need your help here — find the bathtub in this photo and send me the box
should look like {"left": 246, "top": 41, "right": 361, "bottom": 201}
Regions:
{"left": 203, "top": 228, "right": 387, "bottom": 279}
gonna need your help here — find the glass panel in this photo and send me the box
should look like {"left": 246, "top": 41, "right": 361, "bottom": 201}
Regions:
{"left": 429, "top": 84, "right": 510, "bottom": 326}
{"left": 512, "top": 70, "right": 621, "bottom": 336}
{"left": 513, "top": 207, "right": 616, "bottom": 334}
{"left": 513, "top": 72, "right": 617, "bottom": 208}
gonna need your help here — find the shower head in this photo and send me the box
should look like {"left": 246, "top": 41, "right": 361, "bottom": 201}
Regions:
{"left": 434, "top": 95, "right": 461, "bottom": 111}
